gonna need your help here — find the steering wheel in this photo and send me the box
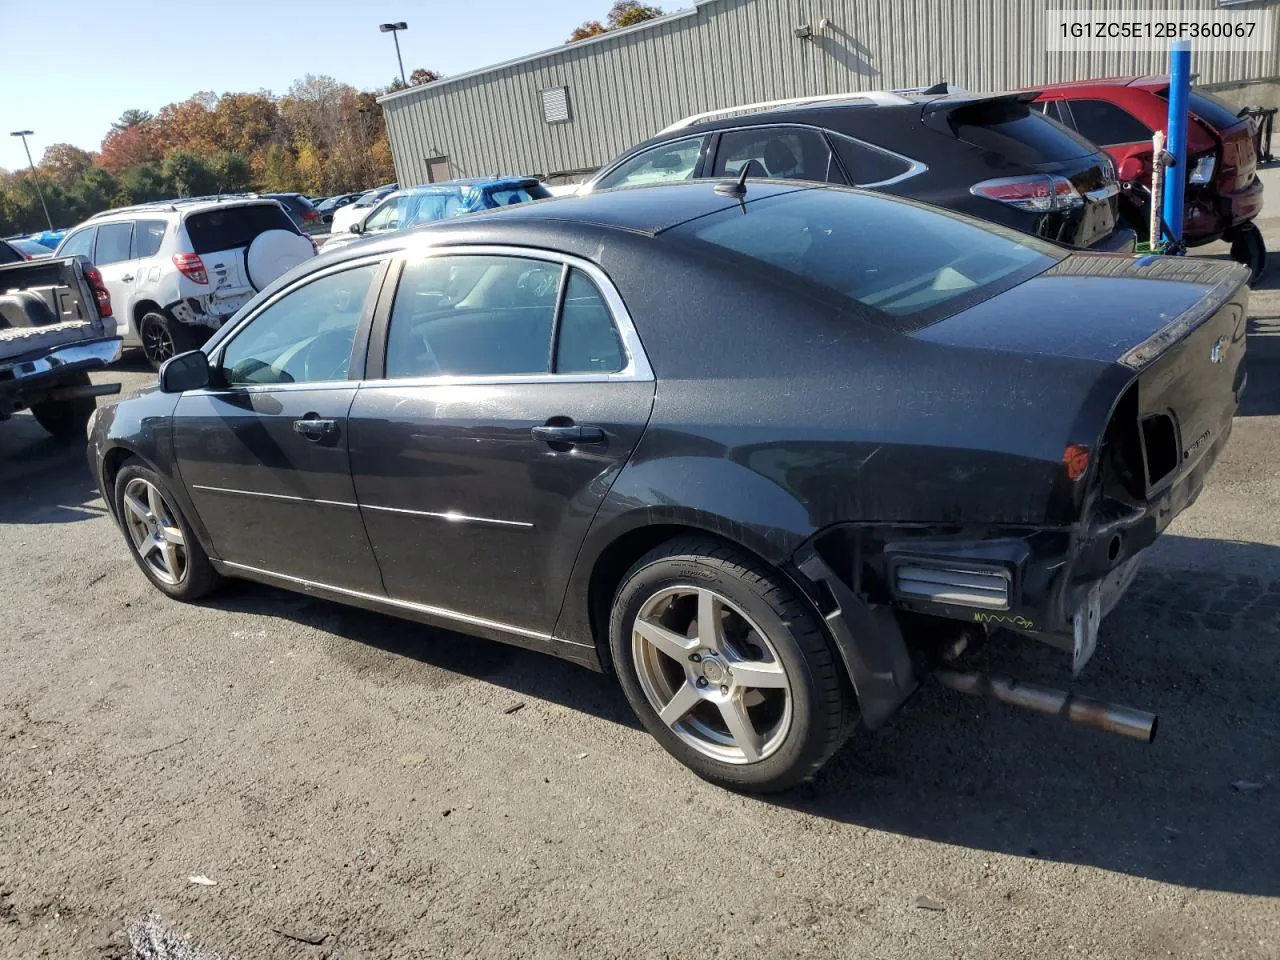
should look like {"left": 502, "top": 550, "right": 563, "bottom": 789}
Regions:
{"left": 303, "top": 327, "right": 356, "bottom": 381}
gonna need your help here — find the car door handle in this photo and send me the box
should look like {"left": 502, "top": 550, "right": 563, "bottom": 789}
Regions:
{"left": 531, "top": 423, "right": 606, "bottom": 445}
{"left": 120, "top": 274, "right": 134, "bottom": 282}
{"left": 293, "top": 417, "right": 337, "bottom": 441}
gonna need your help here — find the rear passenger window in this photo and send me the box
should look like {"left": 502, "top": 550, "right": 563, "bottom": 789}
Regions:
{"left": 828, "top": 133, "right": 917, "bottom": 186}
{"left": 94, "top": 222, "right": 134, "bottom": 265}
{"left": 555, "top": 270, "right": 624, "bottom": 373}
{"left": 386, "top": 255, "right": 563, "bottom": 378}
{"left": 133, "top": 220, "right": 167, "bottom": 259}
{"left": 711, "top": 128, "right": 841, "bottom": 183}
{"left": 1067, "top": 99, "right": 1153, "bottom": 146}
{"left": 184, "top": 204, "right": 297, "bottom": 254}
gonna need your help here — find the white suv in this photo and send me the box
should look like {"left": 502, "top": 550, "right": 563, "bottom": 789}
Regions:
{"left": 55, "top": 198, "right": 317, "bottom": 368}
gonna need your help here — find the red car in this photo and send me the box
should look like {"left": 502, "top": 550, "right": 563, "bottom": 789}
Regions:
{"left": 1032, "top": 77, "right": 1265, "bottom": 279}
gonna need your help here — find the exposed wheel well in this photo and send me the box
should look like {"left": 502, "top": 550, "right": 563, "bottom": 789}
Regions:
{"left": 587, "top": 524, "right": 805, "bottom": 674}
{"left": 133, "top": 299, "right": 163, "bottom": 324}
{"left": 101, "top": 447, "right": 140, "bottom": 501}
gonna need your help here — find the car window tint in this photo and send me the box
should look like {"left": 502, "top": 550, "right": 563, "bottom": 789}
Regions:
{"left": 1187, "top": 91, "right": 1245, "bottom": 131}
{"left": 711, "top": 127, "right": 841, "bottom": 183}
{"left": 94, "top": 222, "right": 134, "bottom": 265}
{"left": 555, "top": 270, "right": 624, "bottom": 374}
{"left": 133, "top": 220, "right": 167, "bottom": 259}
{"left": 0, "top": 241, "right": 21, "bottom": 265}
{"left": 674, "top": 190, "right": 1060, "bottom": 326}
{"left": 57, "top": 227, "right": 96, "bottom": 260}
{"left": 827, "top": 133, "right": 916, "bottom": 186}
{"left": 597, "top": 138, "right": 702, "bottom": 189}
{"left": 184, "top": 204, "right": 298, "bottom": 254}
{"left": 220, "top": 263, "right": 380, "bottom": 386}
{"left": 1068, "top": 99, "right": 1153, "bottom": 146}
{"left": 484, "top": 184, "right": 551, "bottom": 207}
{"left": 386, "top": 255, "right": 562, "bottom": 378}
{"left": 948, "top": 101, "right": 1094, "bottom": 162}
{"left": 405, "top": 191, "right": 468, "bottom": 224}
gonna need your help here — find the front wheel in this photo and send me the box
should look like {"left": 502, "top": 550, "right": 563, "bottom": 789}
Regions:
{"left": 609, "top": 537, "right": 854, "bottom": 793}
{"left": 1229, "top": 222, "right": 1267, "bottom": 286}
{"left": 113, "top": 459, "right": 222, "bottom": 601}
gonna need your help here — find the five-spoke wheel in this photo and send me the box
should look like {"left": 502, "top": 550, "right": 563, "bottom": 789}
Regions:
{"left": 611, "top": 537, "right": 854, "bottom": 793}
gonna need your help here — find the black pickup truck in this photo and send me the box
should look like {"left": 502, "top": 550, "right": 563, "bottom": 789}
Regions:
{"left": 0, "top": 256, "right": 122, "bottom": 439}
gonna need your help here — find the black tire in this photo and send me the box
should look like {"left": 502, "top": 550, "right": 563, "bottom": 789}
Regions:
{"left": 113, "top": 458, "right": 222, "bottom": 601}
{"left": 29, "top": 371, "right": 96, "bottom": 440}
{"left": 1229, "top": 223, "right": 1267, "bottom": 286}
{"left": 609, "top": 537, "right": 854, "bottom": 793}
{"left": 139, "top": 310, "right": 202, "bottom": 370}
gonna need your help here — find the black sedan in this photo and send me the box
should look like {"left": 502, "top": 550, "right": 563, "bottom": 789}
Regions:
{"left": 89, "top": 180, "right": 1248, "bottom": 792}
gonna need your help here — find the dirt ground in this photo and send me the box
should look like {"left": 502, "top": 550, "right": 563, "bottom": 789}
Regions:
{"left": 2, "top": 258, "right": 1280, "bottom": 957}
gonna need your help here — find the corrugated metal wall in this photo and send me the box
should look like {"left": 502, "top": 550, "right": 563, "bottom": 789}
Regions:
{"left": 380, "top": 0, "right": 1280, "bottom": 185}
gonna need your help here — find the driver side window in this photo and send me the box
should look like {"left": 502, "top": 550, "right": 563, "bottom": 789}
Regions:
{"left": 364, "top": 196, "right": 408, "bottom": 232}
{"left": 220, "top": 263, "right": 381, "bottom": 387}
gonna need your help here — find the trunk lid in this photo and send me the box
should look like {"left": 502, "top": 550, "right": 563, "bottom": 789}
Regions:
{"left": 915, "top": 254, "right": 1248, "bottom": 487}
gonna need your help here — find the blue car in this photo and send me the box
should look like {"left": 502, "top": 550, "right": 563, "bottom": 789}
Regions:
{"left": 323, "top": 177, "right": 551, "bottom": 249}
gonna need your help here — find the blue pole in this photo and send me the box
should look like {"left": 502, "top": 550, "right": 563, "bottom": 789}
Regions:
{"left": 1162, "top": 39, "right": 1192, "bottom": 250}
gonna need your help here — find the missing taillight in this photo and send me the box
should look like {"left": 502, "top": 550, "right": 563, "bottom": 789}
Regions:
{"left": 1141, "top": 414, "right": 1178, "bottom": 488}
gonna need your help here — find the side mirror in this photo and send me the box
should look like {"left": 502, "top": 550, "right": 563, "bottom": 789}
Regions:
{"left": 159, "top": 350, "right": 211, "bottom": 393}
{"left": 349, "top": 221, "right": 363, "bottom": 234}
{"left": 1117, "top": 155, "right": 1144, "bottom": 183}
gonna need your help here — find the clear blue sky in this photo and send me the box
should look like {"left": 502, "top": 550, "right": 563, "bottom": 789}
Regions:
{"left": 0, "top": 0, "right": 607, "bottom": 171}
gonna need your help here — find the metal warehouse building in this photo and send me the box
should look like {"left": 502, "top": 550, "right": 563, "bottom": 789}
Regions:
{"left": 378, "top": 0, "right": 1280, "bottom": 186}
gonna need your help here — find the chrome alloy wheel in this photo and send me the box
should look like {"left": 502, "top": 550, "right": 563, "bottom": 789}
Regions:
{"left": 121, "top": 477, "right": 188, "bottom": 586}
{"left": 631, "top": 586, "right": 793, "bottom": 764}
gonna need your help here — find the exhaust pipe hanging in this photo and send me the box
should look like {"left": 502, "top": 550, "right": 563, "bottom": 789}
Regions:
{"left": 934, "top": 669, "right": 1158, "bottom": 744}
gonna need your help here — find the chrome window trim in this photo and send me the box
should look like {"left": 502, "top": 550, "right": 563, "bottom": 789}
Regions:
{"left": 363, "top": 242, "right": 655, "bottom": 388}
{"left": 220, "top": 559, "right": 594, "bottom": 648}
{"left": 587, "top": 134, "right": 706, "bottom": 192}
{"left": 823, "top": 130, "right": 929, "bottom": 188}
{"left": 207, "top": 252, "right": 392, "bottom": 372}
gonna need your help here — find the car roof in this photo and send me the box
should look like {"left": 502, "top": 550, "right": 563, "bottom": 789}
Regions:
{"left": 85, "top": 196, "right": 285, "bottom": 223}
{"left": 311, "top": 181, "right": 814, "bottom": 270}
{"left": 1036, "top": 76, "right": 1167, "bottom": 92}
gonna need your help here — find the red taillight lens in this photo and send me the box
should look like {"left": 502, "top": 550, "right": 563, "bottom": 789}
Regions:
{"left": 302, "top": 209, "right": 319, "bottom": 220}
{"left": 82, "top": 264, "right": 113, "bottom": 318}
{"left": 172, "top": 252, "right": 209, "bottom": 285}
{"left": 23, "top": 253, "right": 34, "bottom": 260}
{"left": 971, "top": 174, "right": 1083, "bottom": 213}
{"left": 1063, "top": 444, "right": 1091, "bottom": 482}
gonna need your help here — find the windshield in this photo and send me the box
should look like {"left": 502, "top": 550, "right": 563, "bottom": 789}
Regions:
{"left": 671, "top": 188, "right": 1062, "bottom": 325}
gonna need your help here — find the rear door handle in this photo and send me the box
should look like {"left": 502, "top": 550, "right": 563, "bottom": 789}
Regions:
{"left": 293, "top": 417, "right": 337, "bottom": 441}
{"left": 120, "top": 274, "right": 134, "bottom": 282}
{"left": 531, "top": 423, "right": 606, "bottom": 445}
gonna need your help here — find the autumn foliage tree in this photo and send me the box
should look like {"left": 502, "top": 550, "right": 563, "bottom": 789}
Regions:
{"left": 0, "top": 70, "right": 424, "bottom": 232}
{"left": 568, "top": 0, "right": 662, "bottom": 41}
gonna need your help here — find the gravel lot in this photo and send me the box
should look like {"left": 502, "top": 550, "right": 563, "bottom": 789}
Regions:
{"left": 3, "top": 212, "right": 1280, "bottom": 958}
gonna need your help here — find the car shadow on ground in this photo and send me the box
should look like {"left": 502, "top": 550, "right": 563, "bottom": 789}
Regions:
{"left": 205, "top": 533, "right": 1279, "bottom": 897}
{"left": 0, "top": 425, "right": 105, "bottom": 525}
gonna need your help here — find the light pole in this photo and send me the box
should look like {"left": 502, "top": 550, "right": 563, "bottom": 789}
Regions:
{"left": 9, "top": 130, "right": 53, "bottom": 230}
{"left": 379, "top": 22, "right": 408, "bottom": 87}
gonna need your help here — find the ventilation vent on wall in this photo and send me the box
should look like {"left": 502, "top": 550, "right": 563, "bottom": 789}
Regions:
{"left": 540, "top": 86, "right": 571, "bottom": 124}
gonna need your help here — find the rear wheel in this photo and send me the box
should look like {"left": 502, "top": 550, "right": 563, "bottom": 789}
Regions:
{"left": 1229, "top": 222, "right": 1267, "bottom": 286}
{"left": 609, "top": 537, "right": 854, "bottom": 793}
{"left": 139, "top": 310, "right": 201, "bottom": 370}
{"left": 29, "top": 371, "right": 95, "bottom": 440}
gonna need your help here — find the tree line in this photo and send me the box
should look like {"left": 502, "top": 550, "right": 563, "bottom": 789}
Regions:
{"left": 0, "top": 71, "right": 440, "bottom": 236}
